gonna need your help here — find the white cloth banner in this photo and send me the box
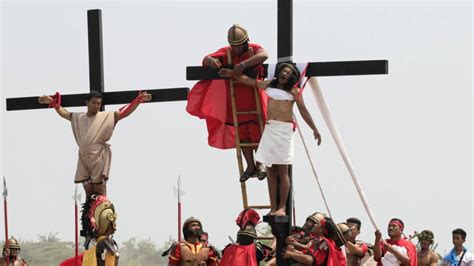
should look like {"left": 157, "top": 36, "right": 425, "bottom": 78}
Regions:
{"left": 308, "top": 77, "right": 380, "bottom": 230}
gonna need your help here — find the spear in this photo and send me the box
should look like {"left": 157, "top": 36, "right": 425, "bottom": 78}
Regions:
{"left": 73, "top": 185, "right": 82, "bottom": 265}
{"left": 3, "top": 177, "right": 9, "bottom": 266}
{"left": 174, "top": 175, "right": 185, "bottom": 241}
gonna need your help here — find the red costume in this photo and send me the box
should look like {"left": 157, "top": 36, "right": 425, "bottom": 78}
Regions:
{"left": 306, "top": 237, "right": 347, "bottom": 266}
{"left": 186, "top": 44, "right": 268, "bottom": 149}
{"left": 220, "top": 209, "right": 270, "bottom": 266}
{"left": 376, "top": 238, "right": 417, "bottom": 266}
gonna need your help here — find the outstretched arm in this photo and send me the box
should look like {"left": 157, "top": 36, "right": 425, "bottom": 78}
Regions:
{"left": 38, "top": 95, "right": 72, "bottom": 121}
{"left": 345, "top": 241, "right": 366, "bottom": 257}
{"left": 218, "top": 69, "right": 270, "bottom": 89}
{"left": 115, "top": 91, "right": 152, "bottom": 123}
{"left": 294, "top": 88, "right": 321, "bottom": 145}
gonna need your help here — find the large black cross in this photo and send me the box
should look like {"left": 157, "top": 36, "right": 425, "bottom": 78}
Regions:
{"left": 6, "top": 10, "right": 188, "bottom": 111}
{"left": 186, "top": 1, "right": 388, "bottom": 265}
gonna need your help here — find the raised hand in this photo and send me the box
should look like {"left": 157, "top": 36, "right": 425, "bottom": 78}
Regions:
{"left": 206, "top": 57, "right": 222, "bottom": 69}
{"left": 38, "top": 95, "right": 53, "bottom": 104}
{"left": 139, "top": 91, "right": 152, "bottom": 102}
{"left": 314, "top": 130, "right": 322, "bottom": 146}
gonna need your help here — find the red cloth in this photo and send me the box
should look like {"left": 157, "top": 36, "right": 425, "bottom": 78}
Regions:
{"left": 236, "top": 209, "right": 260, "bottom": 229}
{"left": 376, "top": 238, "right": 417, "bottom": 266}
{"left": 220, "top": 243, "right": 258, "bottom": 266}
{"left": 59, "top": 253, "right": 84, "bottom": 266}
{"left": 307, "top": 237, "right": 346, "bottom": 266}
{"left": 186, "top": 44, "right": 268, "bottom": 149}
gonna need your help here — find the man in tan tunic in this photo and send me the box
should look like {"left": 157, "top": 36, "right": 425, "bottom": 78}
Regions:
{"left": 38, "top": 90, "right": 151, "bottom": 197}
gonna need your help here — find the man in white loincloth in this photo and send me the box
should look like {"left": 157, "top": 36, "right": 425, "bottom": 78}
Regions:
{"left": 38, "top": 90, "right": 151, "bottom": 197}
{"left": 219, "top": 63, "right": 322, "bottom": 216}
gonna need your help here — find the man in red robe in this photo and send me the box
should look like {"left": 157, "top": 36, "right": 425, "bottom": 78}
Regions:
{"left": 283, "top": 212, "right": 346, "bottom": 265}
{"left": 374, "top": 218, "right": 417, "bottom": 266}
{"left": 186, "top": 24, "right": 269, "bottom": 182}
{"left": 220, "top": 209, "right": 271, "bottom": 266}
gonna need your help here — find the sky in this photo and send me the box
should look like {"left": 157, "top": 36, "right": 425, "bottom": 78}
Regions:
{"left": 1, "top": 0, "right": 472, "bottom": 256}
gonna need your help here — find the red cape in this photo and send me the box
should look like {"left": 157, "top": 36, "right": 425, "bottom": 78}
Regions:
{"left": 377, "top": 238, "right": 418, "bottom": 266}
{"left": 186, "top": 44, "right": 268, "bottom": 149}
{"left": 323, "top": 237, "right": 347, "bottom": 266}
{"left": 186, "top": 79, "right": 268, "bottom": 150}
{"left": 220, "top": 243, "right": 258, "bottom": 266}
{"left": 59, "top": 253, "right": 84, "bottom": 266}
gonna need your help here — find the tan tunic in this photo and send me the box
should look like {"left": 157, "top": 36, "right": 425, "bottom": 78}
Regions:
{"left": 71, "top": 111, "right": 115, "bottom": 183}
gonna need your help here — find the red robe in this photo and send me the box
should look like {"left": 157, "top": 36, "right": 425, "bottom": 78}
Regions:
{"left": 306, "top": 237, "right": 346, "bottom": 266}
{"left": 220, "top": 243, "right": 258, "bottom": 266}
{"left": 376, "top": 238, "right": 417, "bottom": 266}
{"left": 186, "top": 43, "right": 268, "bottom": 149}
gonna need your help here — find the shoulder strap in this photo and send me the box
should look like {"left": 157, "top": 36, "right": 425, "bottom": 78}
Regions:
{"left": 458, "top": 250, "right": 467, "bottom": 264}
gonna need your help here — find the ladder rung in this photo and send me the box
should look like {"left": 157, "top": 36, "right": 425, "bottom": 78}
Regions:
{"left": 236, "top": 111, "right": 258, "bottom": 115}
{"left": 239, "top": 143, "right": 259, "bottom": 147}
{"left": 247, "top": 205, "right": 271, "bottom": 210}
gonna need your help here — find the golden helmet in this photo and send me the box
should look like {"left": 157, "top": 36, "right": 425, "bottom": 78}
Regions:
{"left": 307, "top": 212, "right": 327, "bottom": 225}
{"left": 3, "top": 237, "right": 20, "bottom": 250}
{"left": 335, "top": 222, "right": 353, "bottom": 246}
{"left": 237, "top": 224, "right": 257, "bottom": 239}
{"left": 90, "top": 196, "right": 117, "bottom": 236}
{"left": 228, "top": 24, "right": 249, "bottom": 46}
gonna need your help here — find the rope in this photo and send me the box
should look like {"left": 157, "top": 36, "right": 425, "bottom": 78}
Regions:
{"left": 307, "top": 77, "right": 380, "bottom": 231}
{"left": 293, "top": 115, "right": 333, "bottom": 218}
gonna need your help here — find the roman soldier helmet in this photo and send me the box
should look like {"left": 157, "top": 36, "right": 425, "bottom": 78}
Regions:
{"left": 183, "top": 217, "right": 202, "bottom": 239}
{"left": 334, "top": 223, "right": 353, "bottom": 247}
{"left": 236, "top": 209, "right": 260, "bottom": 245}
{"left": 89, "top": 195, "right": 117, "bottom": 236}
{"left": 3, "top": 237, "right": 20, "bottom": 250}
{"left": 228, "top": 24, "right": 249, "bottom": 46}
{"left": 307, "top": 212, "right": 327, "bottom": 225}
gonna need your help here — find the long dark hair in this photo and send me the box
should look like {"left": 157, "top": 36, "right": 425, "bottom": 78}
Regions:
{"left": 269, "top": 63, "right": 300, "bottom": 91}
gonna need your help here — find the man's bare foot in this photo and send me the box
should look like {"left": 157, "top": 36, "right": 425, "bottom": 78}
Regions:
{"left": 266, "top": 210, "right": 276, "bottom": 216}
{"left": 274, "top": 208, "right": 286, "bottom": 216}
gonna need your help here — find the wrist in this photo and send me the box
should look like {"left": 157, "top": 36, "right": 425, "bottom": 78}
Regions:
{"left": 240, "top": 61, "right": 246, "bottom": 68}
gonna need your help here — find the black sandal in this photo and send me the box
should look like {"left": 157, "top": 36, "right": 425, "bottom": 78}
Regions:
{"left": 239, "top": 169, "right": 253, "bottom": 182}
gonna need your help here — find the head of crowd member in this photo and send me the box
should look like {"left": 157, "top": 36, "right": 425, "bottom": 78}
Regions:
{"left": 346, "top": 217, "right": 362, "bottom": 242}
{"left": 451, "top": 228, "right": 467, "bottom": 249}
{"left": 387, "top": 218, "right": 404, "bottom": 240}
{"left": 183, "top": 217, "right": 203, "bottom": 242}
{"left": 416, "top": 230, "right": 435, "bottom": 251}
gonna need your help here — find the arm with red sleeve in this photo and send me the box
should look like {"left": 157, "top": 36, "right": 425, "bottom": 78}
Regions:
{"left": 206, "top": 245, "right": 220, "bottom": 266}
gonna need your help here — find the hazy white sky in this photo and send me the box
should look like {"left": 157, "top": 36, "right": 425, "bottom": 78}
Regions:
{"left": 1, "top": 0, "right": 472, "bottom": 256}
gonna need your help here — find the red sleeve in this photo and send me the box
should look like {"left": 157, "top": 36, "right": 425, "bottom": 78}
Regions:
{"left": 360, "top": 243, "right": 369, "bottom": 256}
{"left": 168, "top": 244, "right": 181, "bottom": 266}
{"left": 249, "top": 43, "right": 265, "bottom": 54}
{"left": 207, "top": 246, "right": 219, "bottom": 266}
{"left": 202, "top": 47, "right": 229, "bottom": 65}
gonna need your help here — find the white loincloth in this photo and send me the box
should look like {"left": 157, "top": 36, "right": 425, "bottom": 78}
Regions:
{"left": 255, "top": 120, "right": 294, "bottom": 167}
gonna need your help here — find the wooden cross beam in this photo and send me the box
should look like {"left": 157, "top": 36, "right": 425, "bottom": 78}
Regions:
{"left": 6, "top": 9, "right": 188, "bottom": 112}
{"left": 186, "top": 1, "right": 389, "bottom": 265}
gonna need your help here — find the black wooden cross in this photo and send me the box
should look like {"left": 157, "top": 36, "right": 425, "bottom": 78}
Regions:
{"left": 6, "top": 9, "right": 188, "bottom": 111}
{"left": 186, "top": 1, "right": 388, "bottom": 265}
